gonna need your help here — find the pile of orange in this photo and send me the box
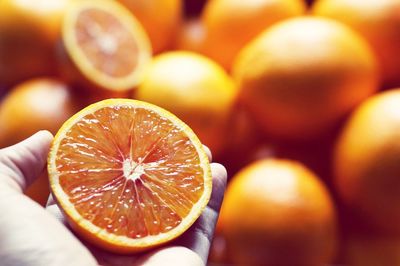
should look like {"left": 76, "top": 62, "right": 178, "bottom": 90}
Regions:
{"left": 2, "top": 0, "right": 400, "bottom": 263}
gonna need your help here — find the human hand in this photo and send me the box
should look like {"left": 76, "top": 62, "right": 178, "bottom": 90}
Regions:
{"left": 0, "top": 131, "right": 227, "bottom": 266}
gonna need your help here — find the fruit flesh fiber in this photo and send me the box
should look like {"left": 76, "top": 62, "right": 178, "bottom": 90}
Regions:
{"left": 55, "top": 106, "right": 205, "bottom": 239}
{"left": 75, "top": 8, "right": 139, "bottom": 78}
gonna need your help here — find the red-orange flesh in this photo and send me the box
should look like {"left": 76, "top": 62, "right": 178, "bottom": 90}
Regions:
{"left": 55, "top": 105, "right": 205, "bottom": 239}
{"left": 75, "top": 8, "right": 139, "bottom": 78}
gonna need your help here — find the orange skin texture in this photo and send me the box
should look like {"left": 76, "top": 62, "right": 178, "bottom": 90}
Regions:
{"left": 219, "top": 159, "right": 338, "bottom": 266}
{"left": 201, "top": 0, "right": 306, "bottom": 70}
{"left": 313, "top": 0, "right": 400, "bottom": 86}
{"left": 334, "top": 89, "right": 400, "bottom": 234}
{"left": 233, "top": 17, "right": 379, "bottom": 141}
{"left": 117, "top": 0, "right": 183, "bottom": 53}
{"left": 0, "top": 0, "right": 69, "bottom": 87}
{"left": 0, "top": 78, "right": 79, "bottom": 148}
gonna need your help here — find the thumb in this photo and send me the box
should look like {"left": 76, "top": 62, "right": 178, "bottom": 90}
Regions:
{"left": 0, "top": 130, "right": 53, "bottom": 192}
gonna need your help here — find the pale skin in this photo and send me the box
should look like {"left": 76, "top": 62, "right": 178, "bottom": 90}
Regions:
{"left": 0, "top": 131, "right": 227, "bottom": 266}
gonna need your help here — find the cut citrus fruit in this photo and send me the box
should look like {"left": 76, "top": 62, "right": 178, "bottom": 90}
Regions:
{"left": 60, "top": 0, "right": 151, "bottom": 94}
{"left": 47, "top": 99, "right": 212, "bottom": 253}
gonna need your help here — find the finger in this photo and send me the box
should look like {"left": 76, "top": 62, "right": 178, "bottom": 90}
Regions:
{"left": 175, "top": 163, "right": 227, "bottom": 263}
{"left": 134, "top": 247, "right": 203, "bottom": 266}
{"left": 0, "top": 130, "right": 53, "bottom": 192}
{"left": 46, "top": 194, "right": 70, "bottom": 226}
{"left": 206, "top": 163, "right": 227, "bottom": 213}
{"left": 202, "top": 145, "right": 212, "bottom": 162}
{"left": 46, "top": 204, "right": 68, "bottom": 226}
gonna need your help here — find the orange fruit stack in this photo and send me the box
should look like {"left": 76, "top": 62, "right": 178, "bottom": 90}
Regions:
{"left": 2, "top": 0, "right": 400, "bottom": 263}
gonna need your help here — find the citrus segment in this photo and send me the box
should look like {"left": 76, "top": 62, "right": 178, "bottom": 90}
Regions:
{"left": 62, "top": 0, "right": 151, "bottom": 92}
{"left": 48, "top": 99, "right": 212, "bottom": 252}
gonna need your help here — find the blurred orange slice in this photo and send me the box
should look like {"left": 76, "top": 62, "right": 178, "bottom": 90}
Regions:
{"left": 48, "top": 99, "right": 212, "bottom": 253}
{"left": 62, "top": 0, "right": 151, "bottom": 94}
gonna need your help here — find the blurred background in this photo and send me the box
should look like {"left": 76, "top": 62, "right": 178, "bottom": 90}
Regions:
{"left": 1, "top": 0, "right": 400, "bottom": 265}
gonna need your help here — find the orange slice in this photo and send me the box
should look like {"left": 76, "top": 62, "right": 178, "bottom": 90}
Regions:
{"left": 61, "top": 0, "right": 151, "bottom": 94}
{"left": 47, "top": 99, "right": 212, "bottom": 253}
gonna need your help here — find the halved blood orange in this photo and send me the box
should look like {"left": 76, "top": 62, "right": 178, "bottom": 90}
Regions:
{"left": 47, "top": 99, "right": 212, "bottom": 253}
{"left": 61, "top": 0, "right": 151, "bottom": 96}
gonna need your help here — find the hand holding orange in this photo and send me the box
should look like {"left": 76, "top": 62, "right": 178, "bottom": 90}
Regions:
{"left": 48, "top": 99, "right": 212, "bottom": 253}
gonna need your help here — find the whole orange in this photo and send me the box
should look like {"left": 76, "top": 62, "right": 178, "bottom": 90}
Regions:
{"left": 334, "top": 89, "right": 400, "bottom": 234}
{"left": 0, "top": 0, "right": 69, "bottom": 87}
{"left": 313, "top": 0, "right": 400, "bottom": 86}
{"left": 135, "top": 51, "right": 236, "bottom": 157}
{"left": 219, "top": 159, "right": 337, "bottom": 266}
{"left": 201, "top": 0, "right": 306, "bottom": 70}
{"left": 233, "top": 17, "right": 379, "bottom": 140}
{"left": 0, "top": 78, "right": 79, "bottom": 148}
{"left": 57, "top": 0, "right": 152, "bottom": 104}
{"left": 117, "top": 0, "right": 182, "bottom": 53}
